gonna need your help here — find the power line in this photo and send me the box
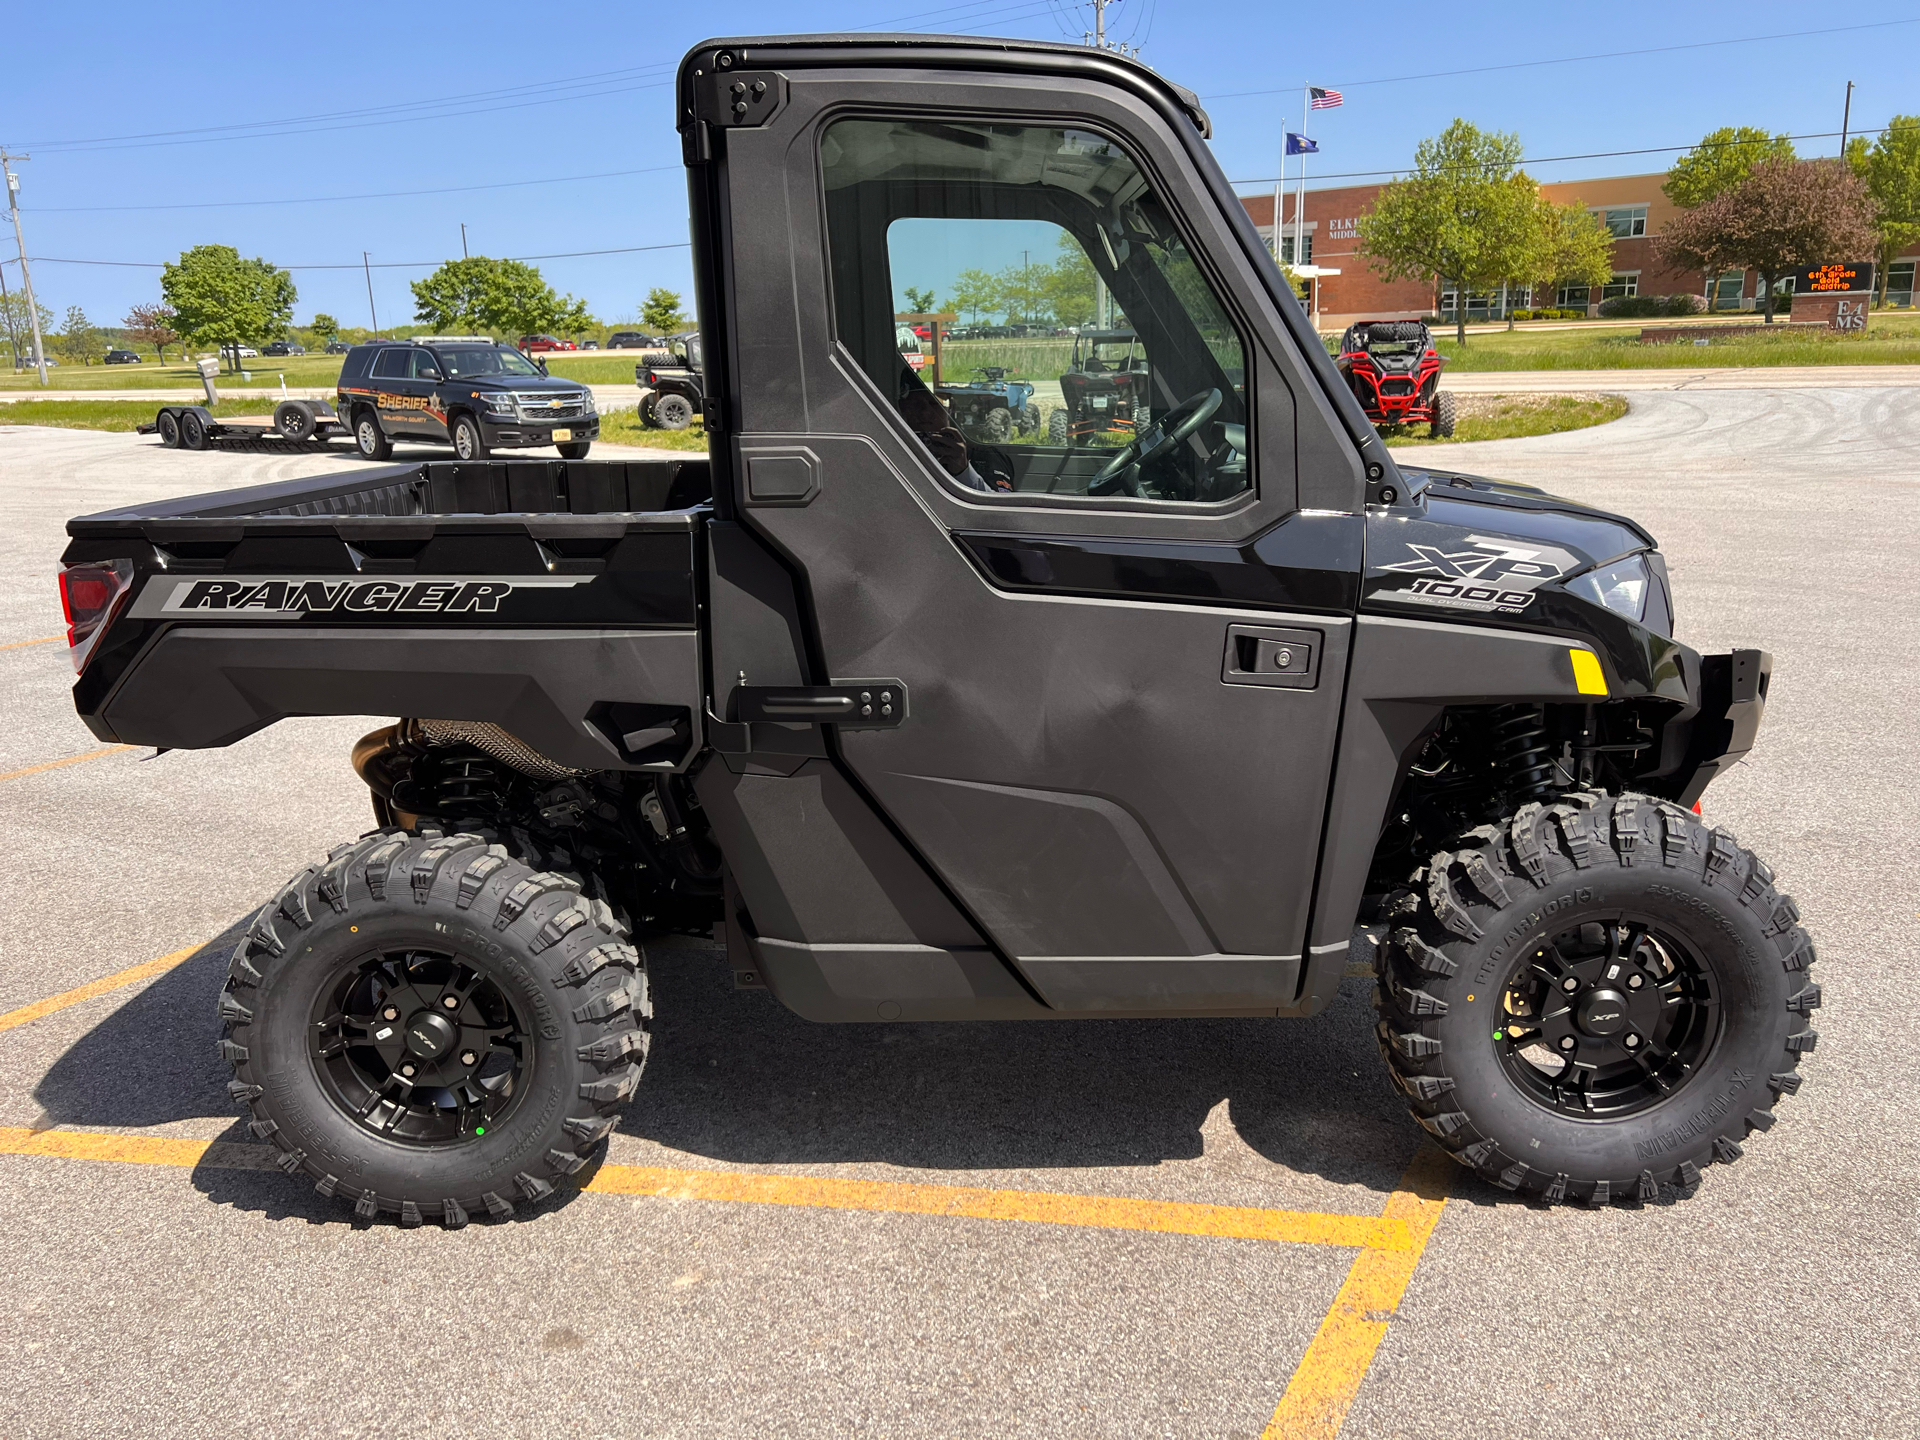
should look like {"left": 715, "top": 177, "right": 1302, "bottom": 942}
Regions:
{"left": 1202, "top": 15, "right": 1920, "bottom": 100}
{"left": 1227, "top": 121, "right": 1917, "bottom": 188}
{"left": 28, "top": 165, "right": 683, "bottom": 215}
{"left": 1, "top": 241, "right": 691, "bottom": 273}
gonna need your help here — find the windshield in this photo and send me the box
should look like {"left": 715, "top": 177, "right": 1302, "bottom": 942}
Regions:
{"left": 432, "top": 345, "right": 543, "bottom": 378}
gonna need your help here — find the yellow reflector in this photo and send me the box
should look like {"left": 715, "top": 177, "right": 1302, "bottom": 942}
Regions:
{"left": 1570, "top": 648, "right": 1608, "bottom": 696}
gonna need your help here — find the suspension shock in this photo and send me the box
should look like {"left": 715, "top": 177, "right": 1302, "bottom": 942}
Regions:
{"left": 1491, "top": 704, "right": 1557, "bottom": 802}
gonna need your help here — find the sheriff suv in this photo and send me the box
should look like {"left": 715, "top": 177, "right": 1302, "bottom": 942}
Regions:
{"left": 336, "top": 336, "right": 598, "bottom": 461}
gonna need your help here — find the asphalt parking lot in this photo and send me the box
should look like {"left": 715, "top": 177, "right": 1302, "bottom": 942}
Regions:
{"left": 0, "top": 396, "right": 1915, "bottom": 1439}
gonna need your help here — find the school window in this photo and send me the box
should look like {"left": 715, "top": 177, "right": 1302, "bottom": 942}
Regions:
{"left": 1557, "top": 285, "right": 1592, "bottom": 308}
{"left": 1601, "top": 274, "right": 1639, "bottom": 301}
{"left": 1278, "top": 234, "right": 1312, "bottom": 265}
{"left": 1596, "top": 205, "right": 1647, "bottom": 239}
{"left": 1887, "top": 260, "right": 1916, "bottom": 307}
{"left": 1713, "top": 272, "right": 1746, "bottom": 306}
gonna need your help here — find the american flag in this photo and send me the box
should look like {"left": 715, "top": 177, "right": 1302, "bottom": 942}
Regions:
{"left": 1309, "top": 86, "right": 1343, "bottom": 109}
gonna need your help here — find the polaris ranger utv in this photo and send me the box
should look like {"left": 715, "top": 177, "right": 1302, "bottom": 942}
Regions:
{"left": 59, "top": 35, "right": 1815, "bottom": 1227}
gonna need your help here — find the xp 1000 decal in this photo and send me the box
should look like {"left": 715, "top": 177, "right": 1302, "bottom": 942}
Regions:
{"left": 129, "top": 575, "right": 591, "bottom": 620}
{"left": 1374, "top": 534, "right": 1582, "bottom": 615}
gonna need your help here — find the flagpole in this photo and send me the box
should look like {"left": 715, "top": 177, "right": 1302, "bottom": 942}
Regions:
{"left": 1298, "top": 85, "right": 1310, "bottom": 313}
{"left": 1272, "top": 118, "right": 1285, "bottom": 265}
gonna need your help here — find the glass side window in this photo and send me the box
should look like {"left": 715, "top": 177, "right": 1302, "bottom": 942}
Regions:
{"left": 370, "top": 348, "right": 411, "bottom": 379}
{"left": 823, "top": 117, "right": 1250, "bottom": 505}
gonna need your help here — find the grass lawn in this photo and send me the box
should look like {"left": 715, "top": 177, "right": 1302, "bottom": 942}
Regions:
{"left": 1426, "top": 310, "right": 1920, "bottom": 370}
{"left": 0, "top": 353, "right": 347, "bottom": 390}
{"left": 1382, "top": 392, "right": 1628, "bottom": 447}
{"left": 0, "top": 397, "right": 312, "bottom": 432}
{"left": 597, "top": 410, "right": 710, "bottom": 451}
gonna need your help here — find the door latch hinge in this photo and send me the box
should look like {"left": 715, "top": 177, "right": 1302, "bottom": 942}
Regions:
{"left": 735, "top": 680, "right": 907, "bottom": 728}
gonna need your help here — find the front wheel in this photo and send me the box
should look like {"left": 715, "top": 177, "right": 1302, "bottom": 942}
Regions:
{"left": 451, "top": 413, "right": 488, "bottom": 461}
{"left": 355, "top": 411, "right": 393, "bottom": 461}
{"left": 219, "top": 829, "right": 651, "bottom": 1226}
{"left": 1431, "top": 391, "right": 1458, "bottom": 438}
{"left": 556, "top": 441, "right": 592, "bottom": 459}
{"left": 1374, "top": 792, "right": 1817, "bottom": 1204}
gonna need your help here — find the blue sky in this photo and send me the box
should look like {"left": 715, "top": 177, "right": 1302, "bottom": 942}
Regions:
{"left": 2, "top": 0, "right": 1905, "bottom": 332}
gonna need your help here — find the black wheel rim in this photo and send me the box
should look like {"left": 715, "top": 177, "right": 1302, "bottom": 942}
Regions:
{"left": 309, "top": 946, "right": 531, "bottom": 1146}
{"left": 1494, "top": 916, "right": 1721, "bottom": 1119}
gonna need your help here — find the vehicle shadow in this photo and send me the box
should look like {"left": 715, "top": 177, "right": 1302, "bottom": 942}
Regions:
{"left": 33, "top": 926, "right": 1425, "bottom": 1216}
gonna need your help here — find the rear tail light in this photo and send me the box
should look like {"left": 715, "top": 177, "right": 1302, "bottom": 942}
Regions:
{"left": 58, "top": 559, "right": 135, "bottom": 674}
{"left": 644, "top": 370, "right": 657, "bottom": 386}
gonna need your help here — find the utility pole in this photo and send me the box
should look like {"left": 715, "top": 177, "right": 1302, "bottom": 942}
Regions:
{"left": 363, "top": 251, "right": 379, "bottom": 338}
{"left": 1840, "top": 81, "right": 1855, "bottom": 155}
{"left": 1084, "top": 0, "right": 1137, "bottom": 58}
{"left": 460, "top": 223, "right": 469, "bottom": 260}
{"left": 2, "top": 151, "right": 49, "bottom": 387}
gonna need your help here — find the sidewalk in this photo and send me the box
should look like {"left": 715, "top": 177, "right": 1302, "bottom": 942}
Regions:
{"left": 1442, "top": 364, "right": 1920, "bottom": 392}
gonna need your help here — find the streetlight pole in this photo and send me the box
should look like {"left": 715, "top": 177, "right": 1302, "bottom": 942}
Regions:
{"left": 460, "top": 223, "right": 469, "bottom": 260}
{"left": 1839, "top": 80, "right": 1855, "bottom": 155}
{"left": 2, "top": 151, "right": 49, "bottom": 387}
{"left": 363, "top": 251, "right": 379, "bottom": 338}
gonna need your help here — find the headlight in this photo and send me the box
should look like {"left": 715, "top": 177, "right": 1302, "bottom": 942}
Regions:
{"left": 1567, "top": 553, "right": 1651, "bottom": 621}
{"left": 478, "top": 392, "right": 514, "bottom": 415}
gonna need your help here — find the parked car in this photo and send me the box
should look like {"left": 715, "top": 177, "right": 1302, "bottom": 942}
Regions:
{"left": 336, "top": 337, "right": 598, "bottom": 461}
{"left": 324, "top": 340, "right": 351, "bottom": 354}
{"left": 103, "top": 349, "right": 142, "bottom": 365}
{"left": 233, "top": 345, "right": 259, "bottom": 358}
{"left": 606, "top": 331, "right": 648, "bottom": 349}
{"left": 580, "top": 339, "right": 600, "bottom": 350}
{"left": 263, "top": 341, "right": 307, "bottom": 357}
{"left": 518, "top": 334, "right": 577, "bottom": 353}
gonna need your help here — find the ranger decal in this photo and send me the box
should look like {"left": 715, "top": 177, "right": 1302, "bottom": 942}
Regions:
{"left": 133, "top": 575, "right": 590, "bottom": 620}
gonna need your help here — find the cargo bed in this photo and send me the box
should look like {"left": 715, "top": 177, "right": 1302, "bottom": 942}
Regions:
{"left": 63, "top": 456, "right": 715, "bottom": 771}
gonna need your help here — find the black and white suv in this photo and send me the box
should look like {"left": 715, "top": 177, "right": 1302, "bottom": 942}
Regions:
{"left": 335, "top": 336, "right": 599, "bottom": 460}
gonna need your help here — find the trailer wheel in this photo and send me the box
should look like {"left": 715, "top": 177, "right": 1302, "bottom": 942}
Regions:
{"left": 354, "top": 410, "right": 393, "bottom": 461}
{"left": 451, "top": 414, "right": 489, "bottom": 461}
{"left": 180, "top": 410, "right": 210, "bottom": 451}
{"left": 1374, "top": 793, "right": 1816, "bottom": 1205}
{"left": 156, "top": 410, "right": 181, "bottom": 448}
{"left": 219, "top": 829, "right": 651, "bottom": 1226}
{"left": 653, "top": 393, "right": 694, "bottom": 430}
{"left": 1432, "top": 392, "right": 1458, "bottom": 439}
{"left": 274, "top": 400, "right": 317, "bottom": 442}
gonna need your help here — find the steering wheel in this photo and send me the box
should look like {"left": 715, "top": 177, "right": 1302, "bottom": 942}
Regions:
{"left": 1087, "top": 388, "right": 1224, "bottom": 497}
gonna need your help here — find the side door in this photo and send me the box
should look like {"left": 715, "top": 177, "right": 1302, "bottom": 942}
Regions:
{"left": 696, "top": 54, "right": 1368, "bottom": 1012}
{"left": 367, "top": 346, "right": 428, "bottom": 436}
{"left": 410, "top": 348, "right": 452, "bottom": 442}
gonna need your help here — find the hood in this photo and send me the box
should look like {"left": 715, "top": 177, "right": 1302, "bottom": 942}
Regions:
{"left": 1363, "top": 467, "right": 1654, "bottom": 623}
{"left": 458, "top": 371, "right": 589, "bottom": 392}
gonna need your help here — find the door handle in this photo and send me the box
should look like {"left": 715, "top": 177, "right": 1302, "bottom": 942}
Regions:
{"left": 1222, "top": 624, "right": 1321, "bottom": 689}
{"left": 734, "top": 679, "right": 909, "bottom": 727}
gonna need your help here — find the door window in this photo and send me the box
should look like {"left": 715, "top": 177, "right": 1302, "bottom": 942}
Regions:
{"left": 822, "top": 117, "right": 1250, "bottom": 505}
{"left": 371, "top": 348, "right": 411, "bottom": 379}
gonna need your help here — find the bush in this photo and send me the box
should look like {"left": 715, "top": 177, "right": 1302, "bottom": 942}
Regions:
{"left": 1511, "top": 309, "right": 1535, "bottom": 321}
{"left": 1597, "top": 294, "right": 1666, "bottom": 318}
{"left": 1660, "top": 293, "right": 1707, "bottom": 316}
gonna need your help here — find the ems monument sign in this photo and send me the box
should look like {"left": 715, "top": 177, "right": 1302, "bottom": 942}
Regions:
{"left": 1789, "top": 263, "right": 1873, "bottom": 331}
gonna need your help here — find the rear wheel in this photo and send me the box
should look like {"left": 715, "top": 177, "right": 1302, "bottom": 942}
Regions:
{"left": 652, "top": 393, "right": 693, "bottom": 430}
{"left": 451, "top": 413, "right": 488, "bottom": 461}
{"left": 1021, "top": 401, "right": 1041, "bottom": 435}
{"left": 1432, "top": 391, "right": 1458, "bottom": 438}
{"left": 1046, "top": 408, "right": 1069, "bottom": 446}
{"left": 1373, "top": 792, "right": 1817, "bottom": 1204}
{"left": 180, "top": 410, "right": 209, "bottom": 451}
{"left": 219, "top": 829, "right": 650, "bottom": 1226}
{"left": 156, "top": 410, "right": 181, "bottom": 448}
{"left": 355, "top": 410, "right": 393, "bottom": 461}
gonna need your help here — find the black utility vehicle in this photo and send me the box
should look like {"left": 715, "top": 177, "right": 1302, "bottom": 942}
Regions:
{"left": 103, "top": 349, "right": 141, "bottom": 365}
{"left": 638, "top": 332, "right": 703, "bottom": 429}
{"left": 1049, "top": 328, "right": 1151, "bottom": 445}
{"left": 336, "top": 336, "right": 599, "bottom": 461}
{"left": 263, "top": 341, "right": 306, "bottom": 357}
{"left": 61, "top": 36, "right": 1815, "bottom": 1228}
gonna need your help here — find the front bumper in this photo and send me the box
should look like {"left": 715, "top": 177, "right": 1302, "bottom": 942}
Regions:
{"left": 478, "top": 413, "right": 600, "bottom": 448}
{"left": 1671, "top": 648, "right": 1771, "bottom": 806}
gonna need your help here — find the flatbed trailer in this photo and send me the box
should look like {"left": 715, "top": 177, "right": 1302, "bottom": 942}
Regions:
{"left": 136, "top": 399, "right": 349, "bottom": 452}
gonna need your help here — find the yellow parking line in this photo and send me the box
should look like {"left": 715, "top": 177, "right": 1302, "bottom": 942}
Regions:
{"left": 1262, "top": 1145, "right": 1456, "bottom": 1440}
{"left": 0, "top": 635, "right": 62, "bottom": 651}
{"left": 0, "top": 744, "right": 137, "bottom": 784}
{"left": 583, "top": 1165, "right": 1413, "bottom": 1250}
{"left": 0, "top": 1124, "right": 1412, "bottom": 1251}
{"left": 0, "top": 945, "right": 200, "bottom": 1033}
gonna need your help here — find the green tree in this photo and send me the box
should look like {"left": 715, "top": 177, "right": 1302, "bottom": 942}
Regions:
{"left": 124, "top": 302, "right": 178, "bottom": 362}
{"left": 309, "top": 312, "right": 340, "bottom": 344}
{"left": 640, "top": 286, "right": 686, "bottom": 333}
{"left": 1518, "top": 201, "right": 1615, "bottom": 327}
{"left": 1663, "top": 127, "right": 1797, "bottom": 210}
{"left": 901, "top": 285, "right": 936, "bottom": 314}
{"left": 1356, "top": 119, "right": 1541, "bottom": 343}
{"left": 1042, "top": 233, "right": 1098, "bottom": 327}
{"left": 1657, "top": 157, "right": 1880, "bottom": 322}
{"left": 0, "top": 292, "right": 53, "bottom": 367}
{"left": 949, "top": 267, "right": 1001, "bottom": 324}
{"left": 53, "top": 305, "right": 99, "bottom": 365}
{"left": 1850, "top": 116, "right": 1920, "bottom": 307}
{"left": 161, "top": 245, "right": 297, "bottom": 371}
{"left": 411, "top": 256, "right": 592, "bottom": 339}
